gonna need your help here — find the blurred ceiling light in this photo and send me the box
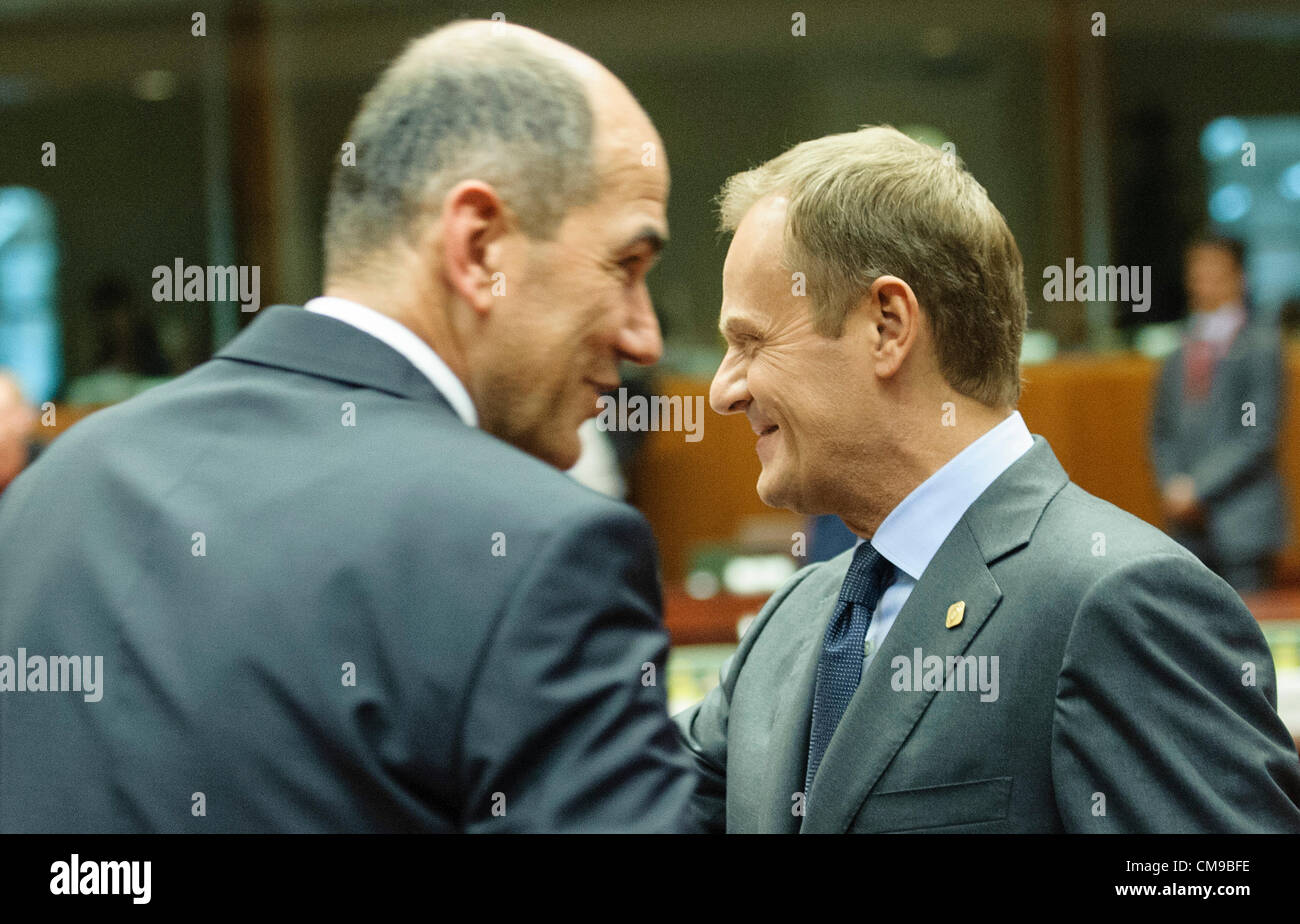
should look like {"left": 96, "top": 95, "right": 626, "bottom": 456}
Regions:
{"left": 1200, "top": 116, "right": 1246, "bottom": 162}
{"left": 1019, "top": 330, "right": 1058, "bottom": 365}
{"left": 132, "top": 70, "right": 178, "bottom": 102}
{"left": 685, "top": 569, "right": 719, "bottom": 600}
{"left": 1280, "top": 163, "right": 1300, "bottom": 202}
{"left": 1209, "top": 183, "right": 1252, "bottom": 223}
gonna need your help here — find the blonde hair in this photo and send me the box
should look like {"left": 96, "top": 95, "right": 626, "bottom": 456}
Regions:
{"left": 719, "top": 125, "right": 1026, "bottom": 407}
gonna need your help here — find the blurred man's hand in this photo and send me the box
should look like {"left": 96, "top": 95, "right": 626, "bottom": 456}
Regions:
{"left": 1163, "top": 474, "right": 1201, "bottom": 522}
{"left": 0, "top": 372, "right": 36, "bottom": 492}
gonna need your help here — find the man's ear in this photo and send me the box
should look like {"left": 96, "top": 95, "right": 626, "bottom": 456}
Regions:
{"left": 435, "top": 180, "right": 511, "bottom": 316}
{"left": 864, "top": 275, "right": 921, "bottom": 380}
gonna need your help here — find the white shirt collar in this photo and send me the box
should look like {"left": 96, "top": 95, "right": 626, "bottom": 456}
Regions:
{"left": 303, "top": 296, "right": 477, "bottom": 428}
{"left": 1190, "top": 301, "right": 1246, "bottom": 345}
{"left": 867, "top": 411, "right": 1034, "bottom": 581}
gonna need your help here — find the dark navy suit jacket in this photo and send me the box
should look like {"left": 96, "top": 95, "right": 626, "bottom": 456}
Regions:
{"left": 0, "top": 305, "right": 696, "bottom": 832}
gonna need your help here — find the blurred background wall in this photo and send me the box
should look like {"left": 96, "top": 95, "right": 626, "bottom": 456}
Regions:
{"left": 4, "top": 0, "right": 1300, "bottom": 595}
{"left": 3, "top": 0, "right": 1297, "bottom": 373}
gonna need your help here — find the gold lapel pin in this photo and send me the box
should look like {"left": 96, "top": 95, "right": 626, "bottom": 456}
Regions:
{"left": 946, "top": 601, "right": 966, "bottom": 629}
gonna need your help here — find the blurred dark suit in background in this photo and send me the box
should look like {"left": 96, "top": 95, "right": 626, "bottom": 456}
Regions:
{"left": 1151, "top": 237, "right": 1288, "bottom": 593}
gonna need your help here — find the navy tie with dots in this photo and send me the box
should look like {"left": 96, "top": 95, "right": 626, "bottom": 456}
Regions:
{"left": 804, "top": 542, "right": 894, "bottom": 799}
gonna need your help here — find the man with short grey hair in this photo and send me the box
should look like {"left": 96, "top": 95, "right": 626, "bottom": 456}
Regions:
{"left": 676, "top": 125, "right": 1300, "bottom": 833}
{"left": 0, "top": 21, "right": 694, "bottom": 832}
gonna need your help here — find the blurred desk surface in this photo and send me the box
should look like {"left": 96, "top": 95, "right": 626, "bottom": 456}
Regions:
{"left": 1243, "top": 588, "right": 1300, "bottom": 622}
{"left": 31, "top": 403, "right": 105, "bottom": 443}
{"left": 664, "top": 591, "right": 768, "bottom": 646}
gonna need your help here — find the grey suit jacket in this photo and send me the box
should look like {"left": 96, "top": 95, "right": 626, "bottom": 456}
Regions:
{"left": 1150, "top": 322, "right": 1289, "bottom": 562}
{"left": 675, "top": 437, "right": 1300, "bottom": 833}
{"left": 0, "top": 305, "right": 696, "bottom": 832}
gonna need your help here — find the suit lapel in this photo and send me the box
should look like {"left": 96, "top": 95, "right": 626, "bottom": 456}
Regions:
{"left": 216, "top": 305, "right": 456, "bottom": 412}
{"left": 799, "top": 436, "right": 1069, "bottom": 833}
{"left": 801, "top": 520, "right": 1002, "bottom": 832}
{"left": 751, "top": 566, "right": 843, "bottom": 832}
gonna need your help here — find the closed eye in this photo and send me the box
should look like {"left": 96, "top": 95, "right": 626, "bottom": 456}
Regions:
{"left": 618, "top": 251, "right": 660, "bottom": 284}
{"left": 719, "top": 316, "right": 762, "bottom": 349}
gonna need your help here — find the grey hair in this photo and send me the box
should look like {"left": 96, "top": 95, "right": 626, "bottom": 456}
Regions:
{"left": 323, "top": 24, "right": 598, "bottom": 280}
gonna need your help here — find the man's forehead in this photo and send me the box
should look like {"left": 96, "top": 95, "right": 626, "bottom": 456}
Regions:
{"left": 720, "top": 200, "right": 807, "bottom": 333}
{"left": 591, "top": 159, "right": 669, "bottom": 243}
{"left": 736, "top": 194, "right": 789, "bottom": 242}
{"left": 724, "top": 203, "right": 788, "bottom": 282}
{"left": 719, "top": 257, "right": 786, "bottom": 330}
{"left": 1188, "top": 245, "right": 1236, "bottom": 264}
{"left": 596, "top": 138, "right": 668, "bottom": 201}
{"left": 592, "top": 89, "right": 668, "bottom": 189}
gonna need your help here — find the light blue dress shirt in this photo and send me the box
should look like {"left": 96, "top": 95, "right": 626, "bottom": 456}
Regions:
{"left": 856, "top": 411, "right": 1034, "bottom": 671}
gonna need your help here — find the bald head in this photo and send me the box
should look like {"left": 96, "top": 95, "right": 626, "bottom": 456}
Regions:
{"left": 319, "top": 21, "right": 669, "bottom": 471}
{"left": 322, "top": 19, "right": 652, "bottom": 283}
{"left": 425, "top": 20, "right": 602, "bottom": 81}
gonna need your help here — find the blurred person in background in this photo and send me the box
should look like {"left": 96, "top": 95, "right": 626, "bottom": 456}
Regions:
{"left": 63, "top": 277, "right": 172, "bottom": 405}
{"left": 1150, "top": 235, "right": 1288, "bottom": 594}
{"left": 567, "top": 378, "right": 656, "bottom": 499}
{"left": 567, "top": 417, "right": 627, "bottom": 499}
{"left": 0, "top": 370, "right": 37, "bottom": 496}
{"left": 1280, "top": 296, "right": 1300, "bottom": 340}
{"left": 805, "top": 513, "right": 857, "bottom": 563}
{"left": 0, "top": 187, "right": 61, "bottom": 406}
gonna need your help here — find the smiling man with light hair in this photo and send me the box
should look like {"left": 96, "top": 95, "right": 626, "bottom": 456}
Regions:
{"left": 675, "top": 125, "right": 1300, "bottom": 833}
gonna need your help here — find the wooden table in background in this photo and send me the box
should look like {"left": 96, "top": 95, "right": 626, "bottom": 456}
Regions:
{"left": 664, "top": 592, "right": 770, "bottom": 646}
{"left": 1243, "top": 589, "right": 1300, "bottom": 623}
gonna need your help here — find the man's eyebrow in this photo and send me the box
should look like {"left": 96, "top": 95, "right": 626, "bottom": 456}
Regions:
{"left": 618, "top": 226, "right": 668, "bottom": 255}
{"left": 719, "top": 315, "right": 758, "bottom": 338}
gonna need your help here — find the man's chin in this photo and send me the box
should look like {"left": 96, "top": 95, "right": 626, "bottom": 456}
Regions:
{"left": 755, "top": 470, "right": 792, "bottom": 511}
{"left": 541, "top": 429, "right": 584, "bottom": 472}
{"left": 533, "top": 441, "right": 580, "bottom": 472}
{"left": 484, "top": 421, "right": 581, "bottom": 472}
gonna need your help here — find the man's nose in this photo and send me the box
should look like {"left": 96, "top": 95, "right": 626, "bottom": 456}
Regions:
{"left": 710, "top": 353, "right": 749, "bottom": 416}
{"left": 617, "top": 288, "right": 663, "bottom": 366}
